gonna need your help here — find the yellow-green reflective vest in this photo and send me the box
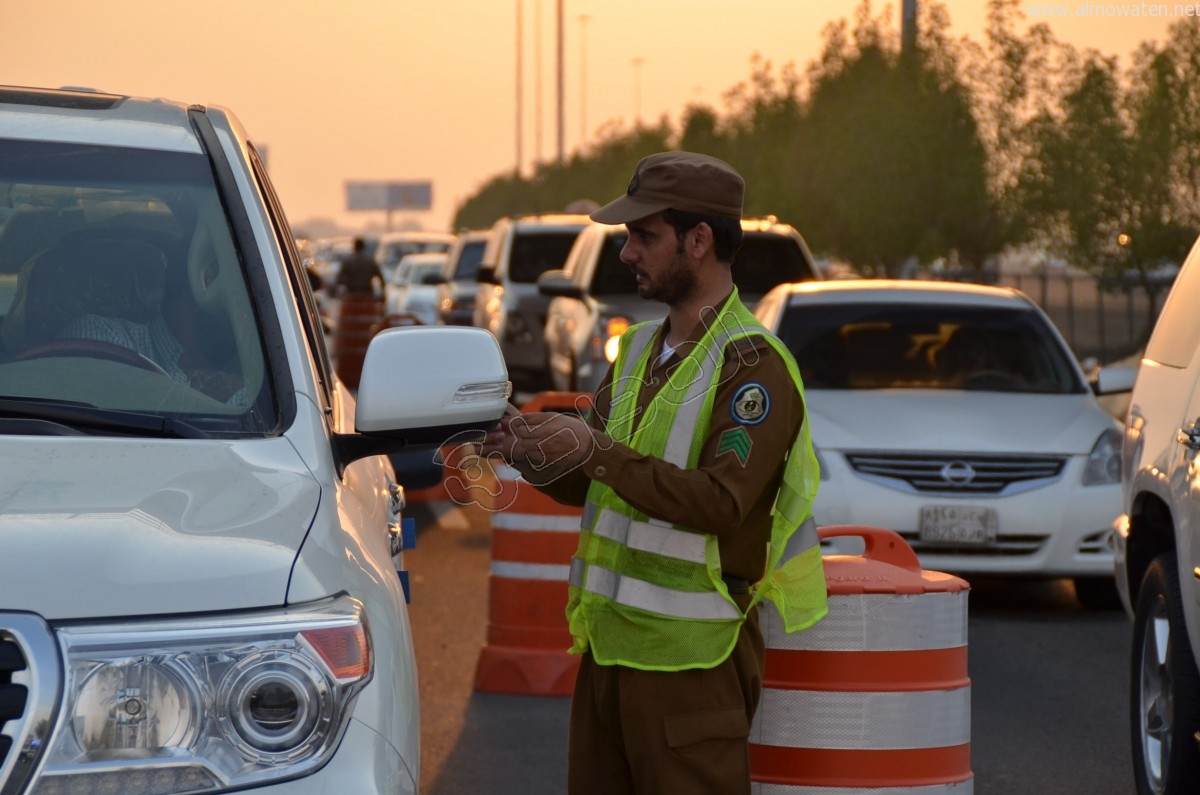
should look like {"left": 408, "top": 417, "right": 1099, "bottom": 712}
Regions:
{"left": 566, "top": 290, "right": 827, "bottom": 671}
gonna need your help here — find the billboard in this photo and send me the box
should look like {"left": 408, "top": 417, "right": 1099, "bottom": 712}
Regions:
{"left": 345, "top": 181, "right": 433, "bottom": 211}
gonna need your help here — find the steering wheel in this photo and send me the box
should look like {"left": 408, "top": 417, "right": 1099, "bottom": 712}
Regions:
{"left": 16, "top": 339, "right": 172, "bottom": 376}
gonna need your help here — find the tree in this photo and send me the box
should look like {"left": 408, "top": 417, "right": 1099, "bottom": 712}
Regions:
{"left": 794, "top": 0, "right": 995, "bottom": 275}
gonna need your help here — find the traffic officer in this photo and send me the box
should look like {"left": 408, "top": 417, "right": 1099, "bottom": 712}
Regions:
{"left": 482, "top": 151, "right": 827, "bottom": 795}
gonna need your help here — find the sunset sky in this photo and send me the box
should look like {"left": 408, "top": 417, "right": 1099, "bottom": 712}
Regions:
{"left": 3, "top": 1, "right": 1181, "bottom": 234}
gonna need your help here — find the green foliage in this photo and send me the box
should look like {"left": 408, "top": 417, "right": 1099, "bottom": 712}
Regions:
{"left": 450, "top": 0, "right": 1200, "bottom": 281}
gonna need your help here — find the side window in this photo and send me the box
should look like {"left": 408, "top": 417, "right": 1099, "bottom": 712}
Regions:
{"left": 1145, "top": 235, "right": 1200, "bottom": 369}
{"left": 247, "top": 145, "right": 335, "bottom": 408}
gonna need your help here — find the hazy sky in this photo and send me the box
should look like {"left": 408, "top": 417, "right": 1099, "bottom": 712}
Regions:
{"left": 3, "top": 1, "right": 1181, "bottom": 233}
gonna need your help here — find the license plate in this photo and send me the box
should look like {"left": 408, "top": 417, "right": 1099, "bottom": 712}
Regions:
{"left": 919, "top": 505, "right": 998, "bottom": 545}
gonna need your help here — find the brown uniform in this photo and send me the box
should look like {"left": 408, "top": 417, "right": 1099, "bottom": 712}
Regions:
{"left": 531, "top": 296, "right": 805, "bottom": 795}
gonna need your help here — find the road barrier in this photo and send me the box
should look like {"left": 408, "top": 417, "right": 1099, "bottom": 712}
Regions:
{"left": 332, "top": 293, "right": 384, "bottom": 389}
{"left": 473, "top": 391, "right": 592, "bottom": 696}
{"left": 750, "top": 525, "right": 973, "bottom": 794}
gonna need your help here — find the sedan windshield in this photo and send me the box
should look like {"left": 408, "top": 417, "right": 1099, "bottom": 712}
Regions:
{"left": 776, "top": 302, "right": 1085, "bottom": 394}
{"left": 0, "top": 138, "right": 275, "bottom": 435}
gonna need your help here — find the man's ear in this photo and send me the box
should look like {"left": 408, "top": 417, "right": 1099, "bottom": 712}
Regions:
{"left": 691, "top": 222, "right": 715, "bottom": 259}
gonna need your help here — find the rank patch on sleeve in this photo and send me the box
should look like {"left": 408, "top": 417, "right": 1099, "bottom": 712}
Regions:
{"left": 717, "top": 427, "right": 753, "bottom": 466}
{"left": 731, "top": 382, "right": 769, "bottom": 425}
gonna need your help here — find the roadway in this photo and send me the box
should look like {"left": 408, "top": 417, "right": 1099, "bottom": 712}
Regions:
{"left": 403, "top": 498, "right": 1134, "bottom": 795}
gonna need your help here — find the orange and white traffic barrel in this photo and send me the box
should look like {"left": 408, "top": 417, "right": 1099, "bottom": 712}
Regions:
{"left": 750, "top": 525, "right": 972, "bottom": 794}
{"left": 472, "top": 391, "right": 593, "bottom": 696}
{"left": 333, "top": 293, "right": 384, "bottom": 389}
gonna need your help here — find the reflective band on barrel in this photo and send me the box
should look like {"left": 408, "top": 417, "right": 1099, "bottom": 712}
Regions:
{"left": 754, "top": 782, "right": 972, "bottom": 795}
{"left": 580, "top": 564, "right": 740, "bottom": 620}
{"left": 490, "top": 513, "right": 581, "bottom": 532}
{"left": 760, "top": 592, "right": 968, "bottom": 652}
{"left": 752, "top": 688, "right": 971, "bottom": 749}
{"left": 591, "top": 508, "right": 707, "bottom": 564}
{"left": 491, "top": 561, "right": 571, "bottom": 580}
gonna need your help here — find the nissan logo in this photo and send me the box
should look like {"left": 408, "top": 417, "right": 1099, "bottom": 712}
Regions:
{"left": 940, "top": 462, "right": 977, "bottom": 486}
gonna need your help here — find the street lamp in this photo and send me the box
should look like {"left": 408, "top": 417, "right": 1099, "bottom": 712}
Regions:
{"left": 579, "top": 13, "right": 590, "bottom": 147}
{"left": 631, "top": 57, "right": 645, "bottom": 126}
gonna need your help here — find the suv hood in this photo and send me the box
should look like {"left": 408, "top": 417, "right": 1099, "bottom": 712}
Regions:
{"left": 807, "top": 390, "right": 1117, "bottom": 454}
{"left": 0, "top": 436, "right": 320, "bottom": 620}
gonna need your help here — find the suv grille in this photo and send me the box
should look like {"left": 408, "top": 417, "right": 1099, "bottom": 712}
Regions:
{"left": 0, "top": 635, "right": 25, "bottom": 771}
{"left": 1, "top": 616, "right": 61, "bottom": 793}
{"left": 845, "top": 452, "right": 1067, "bottom": 495}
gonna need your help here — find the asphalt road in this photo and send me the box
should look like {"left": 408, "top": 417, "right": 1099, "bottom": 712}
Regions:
{"left": 404, "top": 499, "right": 1134, "bottom": 795}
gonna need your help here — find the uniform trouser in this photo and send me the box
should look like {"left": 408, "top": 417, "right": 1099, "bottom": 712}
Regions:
{"left": 566, "top": 596, "right": 764, "bottom": 795}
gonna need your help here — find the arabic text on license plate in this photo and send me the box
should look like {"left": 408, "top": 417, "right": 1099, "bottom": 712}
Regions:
{"left": 919, "top": 505, "right": 998, "bottom": 544}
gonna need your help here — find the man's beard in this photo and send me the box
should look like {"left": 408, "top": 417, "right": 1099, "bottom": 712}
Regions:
{"left": 637, "top": 241, "right": 696, "bottom": 306}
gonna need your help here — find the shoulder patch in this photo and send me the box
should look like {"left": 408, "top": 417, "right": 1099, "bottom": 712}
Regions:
{"left": 731, "top": 382, "right": 769, "bottom": 425}
{"left": 717, "top": 427, "right": 753, "bottom": 466}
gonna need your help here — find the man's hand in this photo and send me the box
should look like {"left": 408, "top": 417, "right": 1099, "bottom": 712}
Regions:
{"left": 479, "top": 402, "right": 523, "bottom": 463}
{"left": 509, "top": 412, "right": 596, "bottom": 474}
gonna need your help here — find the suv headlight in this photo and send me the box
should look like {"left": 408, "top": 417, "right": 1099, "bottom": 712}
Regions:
{"left": 600, "top": 316, "right": 631, "bottom": 363}
{"left": 1082, "top": 428, "right": 1123, "bottom": 486}
{"left": 32, "top": 596, "right": 371, "bottom": 795}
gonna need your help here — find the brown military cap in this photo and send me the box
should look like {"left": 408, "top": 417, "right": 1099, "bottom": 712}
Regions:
{"left": 590, "top": 151, "right": 744, "bottom": 225}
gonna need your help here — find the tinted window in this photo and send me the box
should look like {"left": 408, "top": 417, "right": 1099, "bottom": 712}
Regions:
{"left": 508, "top": 231, "right": 580, "bottom": 283}
{"left": 0, "top": 138, "right": 274, "bottom": 433}
{"left": 776, "top": 302, "right": 1083, "bottom": 394}
{"left": 732, "top": 234, "right": 816, "bottom": 295}
{"left": 453, "top": 239, "right": 486, "bottom": 281}
{"left": 591, "top": 233, "right": 637, "bottom": 296}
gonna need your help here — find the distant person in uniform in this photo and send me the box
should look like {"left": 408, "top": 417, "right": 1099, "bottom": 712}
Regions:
{"left": 482, "top": 151, "right": 828, "bottom": 795}
{"left": 335, "top": 237, "right": 383, "bottom": 297}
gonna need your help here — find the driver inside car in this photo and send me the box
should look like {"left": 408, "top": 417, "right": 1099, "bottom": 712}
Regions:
{"left": 2, "top": 233, "right": 247, "bottom": 404}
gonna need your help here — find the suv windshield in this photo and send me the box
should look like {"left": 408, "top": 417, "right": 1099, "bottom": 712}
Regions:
{"left": 777, "top": 303, "right": 1083, "bottom": 394}
{"left": 0, "top": 138, "right": 274, "bottom": 434}
{"left": 509, "top": 231, "right": 580, "bottom": 283}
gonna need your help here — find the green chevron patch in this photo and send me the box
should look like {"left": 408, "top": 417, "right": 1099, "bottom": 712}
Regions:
{"left": 717, "top": 427, "right": 753, "bottom": 466}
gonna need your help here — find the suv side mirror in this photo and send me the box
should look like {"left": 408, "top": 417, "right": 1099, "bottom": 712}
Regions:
{"left": 476, "top": 265, "right": 499, "bottom": 284}
{"left": 333, "top": 326, "right": 510, "bottom": 475}
{"left": 538, "top": 269, "right": 583, "bottom": 299}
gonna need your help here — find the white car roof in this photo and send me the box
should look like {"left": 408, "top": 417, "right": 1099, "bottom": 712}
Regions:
{"left": 0, "top": 85, "right": 204, "bottom": 153}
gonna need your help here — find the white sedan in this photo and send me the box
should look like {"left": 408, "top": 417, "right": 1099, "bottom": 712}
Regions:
{"left": 753, "top": 280, "right": 1136, "bottom": 608}
{"left": 385, "top": 252, "right": 448, "bottom": 325}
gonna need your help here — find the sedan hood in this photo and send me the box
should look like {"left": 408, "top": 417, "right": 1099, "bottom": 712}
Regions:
{"left": 0, "top": 437, "right": 320, "bottom": 620}
{"left": 806, "top": 390, "right": 1118, "bottom": 454}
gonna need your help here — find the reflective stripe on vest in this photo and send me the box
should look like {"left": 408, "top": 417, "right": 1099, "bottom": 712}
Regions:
{"left": 569, "top": 558, "right": 741, "bottom": 620}
{"left": 592, "top": 507, "right": 708, "bottom": 564}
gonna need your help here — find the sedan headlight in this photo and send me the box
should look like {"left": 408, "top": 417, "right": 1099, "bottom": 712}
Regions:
{"left": 32, "top": 596, "right": 371, "bottom": 795}
{"left": 1082, "top": 428, "right": 1123, "bottom": 486}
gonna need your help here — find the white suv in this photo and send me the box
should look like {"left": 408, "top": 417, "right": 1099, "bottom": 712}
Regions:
{"left": 0, "top": 85, "right": 509, "bottom": 794}
{"left": 1118, "top": 233, "right": 1200, "bottom": 793}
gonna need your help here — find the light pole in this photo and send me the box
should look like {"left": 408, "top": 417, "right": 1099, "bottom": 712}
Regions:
{"left": 579, "top": 13, "right": 590, "bottom": 147}
{"left": 631, "top": 57, "right": 645, "bottom": 126}
{"left": 515, "top": 0, "right": 523, "bottom": 174}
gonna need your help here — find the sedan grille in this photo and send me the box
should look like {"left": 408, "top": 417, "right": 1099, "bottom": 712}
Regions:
{"left": 844, "top": 452, "right": 1067, "bottom": 495}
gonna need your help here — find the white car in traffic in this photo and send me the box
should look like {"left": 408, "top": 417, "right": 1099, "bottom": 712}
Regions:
{"left": 754, "top": 280, "right": 1135, "bottom": 607}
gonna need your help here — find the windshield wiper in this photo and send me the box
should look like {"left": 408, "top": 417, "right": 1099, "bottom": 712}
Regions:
{"left": 0, "top": 397, "right": 208, "bottom": 438}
